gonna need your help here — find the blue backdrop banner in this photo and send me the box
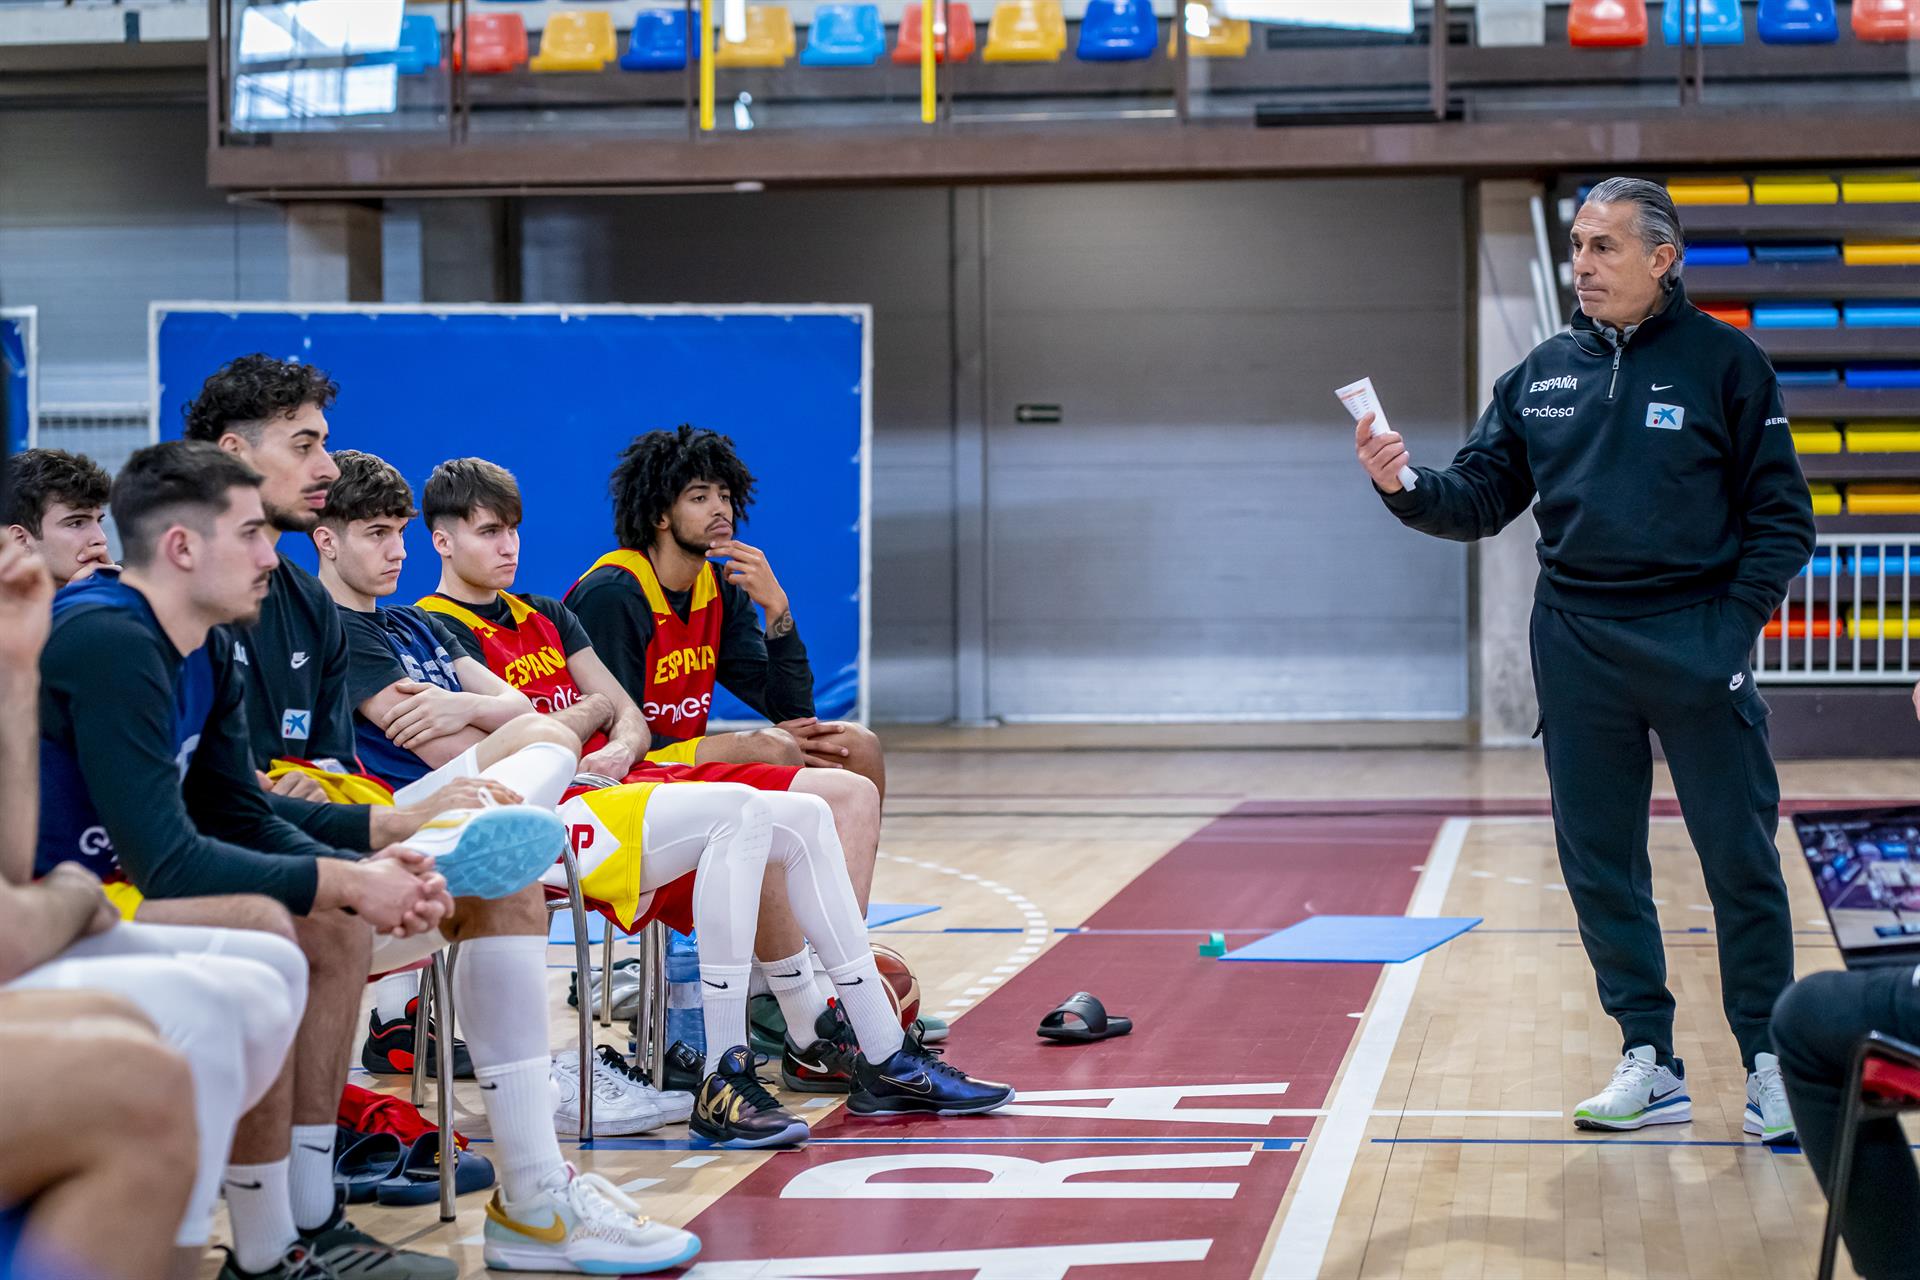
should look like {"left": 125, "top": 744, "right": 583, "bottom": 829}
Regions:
{"left": 3, "top": 310, "right": 32, "bottom": 456}
{"left": 153, "top": 305, "right": 869, "bottom": 723}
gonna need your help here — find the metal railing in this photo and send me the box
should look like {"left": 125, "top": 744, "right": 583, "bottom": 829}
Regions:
{"left": 1757, "top": 534, "right": 1920, "bottom": 685}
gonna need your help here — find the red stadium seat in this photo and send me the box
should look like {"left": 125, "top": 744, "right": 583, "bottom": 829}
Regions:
{"left": 1818, "top": 1034, "right": 1920, "bottom": 1280}
{"left": 453, "top": 12, "right": 529, "bottom": 73}
{"left": 1854, "top": 0, "right": 1920, "bottom": 41}
{"left": 892, "top": 2, "right": 977, "bottom": 63}
{"left": 1569, "top": 0, "right": 1648, "bottom": 46}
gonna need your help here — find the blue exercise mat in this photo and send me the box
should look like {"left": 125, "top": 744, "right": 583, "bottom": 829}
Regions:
{"left": 550, "top": 901, "right": 938, "bottom": 944}
{"left": 1220, "top": 915, "right": 1482, "bottom": 964}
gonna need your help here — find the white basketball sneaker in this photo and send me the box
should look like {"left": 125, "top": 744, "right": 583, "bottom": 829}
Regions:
{"left": 1744, "top": 1051, "right": 1797, "bottom": 1144}
{"left": 1573, "top": 1046, "right": 1692, "bottom": 1131}
{"left": 551, "top": 1051, "right": 666, "bottom": 1136}
{"left": 483, "top": 1165, "right": 700, "bottom": 1274}
{"left": 594, "top": 1046, "right": 695, "bottom": 1125}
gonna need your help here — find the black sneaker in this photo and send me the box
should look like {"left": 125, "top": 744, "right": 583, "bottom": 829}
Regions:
{"left": 748, "top": 993, "right": 788, "bottom": 1056}
{"left": 302, "top": 1204, "right": 458, "bottom": 1280}
{"left": 848, "top": 1036, "right": 1015, "bottom": 1117}
{"left": 782, "top": 1001, "right": 859, "bottom": 1093}
{"left": 691, "top": 1045, "right": 810, "bottom": 1148}
{"left": 360, "top": 999, "right": 473, "bottom": 1079}
{"left": 216, "top": 1245, "right": 338, "bottom": 1280}
{"left": 661, "top": 1038, "right": 704, "bottom": 1094}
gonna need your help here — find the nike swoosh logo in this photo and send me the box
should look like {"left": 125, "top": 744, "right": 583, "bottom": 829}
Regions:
{"left": 225, "top": 1180, "right": 264, "bottom": 1191}
{"left": 879, "top": 1072, "right": 933, "bottom": 1095}
{"left": 773, "top": 970, "right": 804, "bottom": 978}
{"left": 703, "top": 979, "right": 730, "bottom": 990}
{"left": 488, "top": 1205, "right": 567, "bottom": 1245}
{"left": 793, "top": 1055, "right": 832, "bottom": 1073}
{"left": 836, "top": 976, "right": 864, "bottom": 987}
{"left": 1651, "top": 1085, "right": 1683, "bottom": 1103}
{"left": 1652, "top": 383, "right": 1674, "bottom": 391}
{"left": 297, "top": 1144, "right": 332, "bottom": 1155}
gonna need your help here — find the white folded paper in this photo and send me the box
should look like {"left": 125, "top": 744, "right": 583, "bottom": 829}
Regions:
{"left": 1336, "top": 376, "right": 1417, "bottom": 492}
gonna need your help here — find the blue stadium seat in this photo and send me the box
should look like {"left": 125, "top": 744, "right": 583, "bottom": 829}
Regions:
{"left": 1077, "top": 0, "right": 1157, "bottom": 60}
{"left": 620, "top": 9, "right": 689, "bottom": 69}
{"left": 367, "top": 14, "right": 442, "bottom": 74}
{"left": 1662, "top": 0, "right": 1745, "bottom": 43}
{"left": 801, "top": 4, "right": 885, "bottom": 65}
{"left": 1757, "top": 0, "right": 1838, "bottom": 42}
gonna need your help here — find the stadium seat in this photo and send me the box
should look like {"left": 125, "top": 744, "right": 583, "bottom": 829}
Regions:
{"left": 1765, "top": 613, "right": 1838, "bottom": 639}
{"left": 1808, "top": 483, "right": 1843, "bottom": 515}
{"left": 1843, "top": 173, "right": 1920, "bottom": 202}
{"left": 1687, "top": 242, "right": 1750, "bottom": 266}
{"left": 891, "top": 2, "right": 978, "bottom": 63}
{"left": 714, "top": 6, "right": 797, "bottom": 66}
{"left": 1662, "top": 0, "right": 1745, "bottom": 43}
{"left": 1853, "top": 0, "right": 1920, "bottom": 41}
{"left": 1790, "top": 423, "right": 1844, "bottom": 453}
{"left": 1754, "top": 173, "right": 1840, "bottom": 204}
{"left": 1845, "top": 423, "right": 1920, "bottom": 451}
{"left": 802, "top": 4, "right": 885, "bottom": 64}
{"left": 1846, "top": 242, "right": 1920, "bottom": 266}
{"left": 982, "top": 0, "right": 1066, "bottom": 61}
{"left": 1753, "top": 303, "right": 1840, "bottom": 329}
{"left": 1849, "top": 366, "right": 1920, "bottom": 389}
{"left": 1568, "top": 0, "right": 1649, "bottom": 47}
{"left": 1848, "top": 305, "right": 1920, "bottom": 328}
{"left": 1667, "top": 177, "right": 1751, "bottom": 205}
{"left": 452, "top": 12, "right": 529, "bottom": 73}
{"left": 621, "top": 10, "right": 690, "bottom": 69}
{"left": 366, "top": 14, "right": 442, "bottom": 74}
{"left": 529, "top": 10, "right": 618, "bottom": 71}
{"left": 1077, "top": 0, "right": 1157, "bottom": 61}
{"left": 1166, "top": 1, "right": 1250, "bottom": 56}
{"left": 1753, "top": 241, "right": 1840, "bottom": 261}
{"left": 1701, "top": 304, "right": 1752, "bottom": 327}
{"left": 1757, "top": 0, "right": 1838, "bottom": 42}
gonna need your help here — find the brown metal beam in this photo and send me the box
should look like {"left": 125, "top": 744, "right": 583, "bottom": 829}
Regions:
{"left": 210, "top": 104, "right": 1920, "bottom": 197}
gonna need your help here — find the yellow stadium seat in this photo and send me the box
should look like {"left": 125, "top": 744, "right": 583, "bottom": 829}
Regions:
{"left": 1845, "top": 241, "right": 1920, "bottom": 266}
{"left": 1843, "top": 174, "right": 1920, "bottom": 203}
{"left": 714, "top": 4, "right": 797, "bottom": 65}
{"left": 1666, "top": 177, "right": 1752, "bottom": 205}
{"left": 529, "top": 9, "right": 618, "bottom": 70}
{"left": 1845, "top": 423, "right": 1920, "bottom": 452}
{"left": 1792, "top": 423, "right": 1843, "bottom": 453}
{"left": 1809, "top": 483, "right": 1842, "bottom": 515}
{"left": 1848, "top": 609, "right": 1920, "bottom": 641}
{"left": 1753, "top": 173, "right": 1840, "bottom": 205}
{"left": 1166, "top": 1, "right": 1249, "bottom": 55}
{"left": 982, "top": 0, "right": 1066, "bottom": 60}
{"left": 1846, "top": 484, "right": 1920, "bottom": 514}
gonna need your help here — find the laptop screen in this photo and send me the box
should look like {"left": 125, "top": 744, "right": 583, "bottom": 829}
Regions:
{"left": 1792, "top": 806, "right": 1920, "bottom": 961}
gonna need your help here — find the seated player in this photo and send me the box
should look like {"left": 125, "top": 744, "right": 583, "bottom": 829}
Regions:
{"left": 35, "top": 442, "right": 683, "bottom": 1279}
{"left": 414, "top": 456, "right": 911, "bottom": 1073}
{"left": 564, "top": 425, "right": 886, "bottom": 797}
{"left": 0, "top": 990, "right": 197, "bottom": 1280}
{"left": 3, "top": 447, "right": 113, "bottom": 586}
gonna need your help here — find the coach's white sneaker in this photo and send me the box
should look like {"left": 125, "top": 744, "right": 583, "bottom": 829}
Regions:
{"left": 551, "top": 1051, "right": 667, "bottom": 1136}
{"left": 1573, "top": 1046, "right": 1692, "bottom": 1131}
{"left": 483, "top": 1165, "right": 700, "bottom": 1274}
{"left": 1744, "top": 1052, "right": 1797, "bottom": 1145}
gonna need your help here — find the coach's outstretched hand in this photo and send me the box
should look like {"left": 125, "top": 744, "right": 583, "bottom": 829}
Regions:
{"left": 1354, "top": 412, "right": 1413, "bottom": 495}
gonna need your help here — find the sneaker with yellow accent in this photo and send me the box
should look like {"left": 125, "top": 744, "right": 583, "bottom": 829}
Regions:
{"left": 482, "top": 1165, "right": 699, "bottom": 1274}
{"left": 690, "top": 1045, "right": 810, "bottom": 1148}
{"left": 403, "top": 804, "right": 566, "bottom": 901}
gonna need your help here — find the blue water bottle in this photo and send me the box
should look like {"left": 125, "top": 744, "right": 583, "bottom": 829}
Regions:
{"left": 664, "top": 929, "right": 704, "bottom": 1057}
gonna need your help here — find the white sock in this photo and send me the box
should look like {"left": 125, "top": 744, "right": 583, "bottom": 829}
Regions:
{"left": 475, "top": 1057, "right": 565, "bottom": 1203}
{"left": 757, "top": 949, "right": 828, "bottom": 1045}
{"left": 700, "top": 961, "right": 752, "bottom": 1074}
{"left": 288, "top": 1124, "right": 338, "bottom": 1232}
{"left": 826, "top": 955, "right": 904, "bottom": 1063}
{"left": 453, "top": 934, "right": 567, "bottom": 1203}
{"left": 372, "top": 971, "right": 418, "bottom": 1026}
{"left": 224, "top": 1159, "right": 298, "bottom": 1273}
{"left": 481, "top": 740, "right": 577, "bottom": 811}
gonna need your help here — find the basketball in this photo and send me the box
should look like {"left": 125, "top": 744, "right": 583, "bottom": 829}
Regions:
{"left": 870, "top": 942, "right": 921, "bottom": 1030}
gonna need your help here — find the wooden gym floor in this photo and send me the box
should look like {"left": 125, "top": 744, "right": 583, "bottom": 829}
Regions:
{"left": 208, "top": 745, "right": 1920, "bottom": 1279}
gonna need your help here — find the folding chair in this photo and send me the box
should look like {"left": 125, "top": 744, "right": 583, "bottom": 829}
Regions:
{"left": 1817, "top": 1031, "right": 1920, "bottom": 1280}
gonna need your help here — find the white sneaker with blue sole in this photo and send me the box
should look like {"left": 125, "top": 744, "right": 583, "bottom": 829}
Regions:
{"left": 484, "top": 1166, "right": 700, "bottom": 1274}
{"left": 1744, "top": 1051, "right": 1797, "bottom": 1144}
{"left": 1573, "top": 1045, "right": 1692, "bottom": 1131}
{"left": 405, "top": 805, "right": 565, "bottom": 900}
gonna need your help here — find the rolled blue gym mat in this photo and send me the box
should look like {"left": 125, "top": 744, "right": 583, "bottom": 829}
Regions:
{"left": 1845, "top": 304, "right": 1920, "bottom": 328}
{"left": 1847, "top": 366, "right": 1920, "bottom": 388}
{"left": 1754, "top": 303, "right": 1840, "bottom": 329}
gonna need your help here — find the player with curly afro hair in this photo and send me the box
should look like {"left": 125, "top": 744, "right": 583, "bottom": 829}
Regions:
{"left": 607, "top": 424, "right": 758, "bottom": 553}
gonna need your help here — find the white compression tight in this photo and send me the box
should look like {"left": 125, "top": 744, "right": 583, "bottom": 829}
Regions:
{"left": 639, "top": 784, "right": 902, "bottom": 1067}
{"left": 5, "top": 922, "right": 307, "bottom": 1246}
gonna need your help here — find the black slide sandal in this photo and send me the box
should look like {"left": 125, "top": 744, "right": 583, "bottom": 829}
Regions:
{"left": 1037, "top": 991, "right": 1133, "bottom": 1043}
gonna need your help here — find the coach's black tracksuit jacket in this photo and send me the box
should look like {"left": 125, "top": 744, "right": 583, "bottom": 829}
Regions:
{"left": 1380, "top": 279, "right": 1816, "bottom": 1068}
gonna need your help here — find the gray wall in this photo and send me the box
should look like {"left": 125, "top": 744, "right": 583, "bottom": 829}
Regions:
{"left": 0, "top": 106, "right": 287, "bottom": 405}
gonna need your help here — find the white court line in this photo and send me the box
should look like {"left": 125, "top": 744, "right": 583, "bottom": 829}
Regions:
{"left": 675, "top": 1154, "right": 720, "bottom": 1169}
{"left": 1260, "top": 816, "right": 1470, "bottom": 1280}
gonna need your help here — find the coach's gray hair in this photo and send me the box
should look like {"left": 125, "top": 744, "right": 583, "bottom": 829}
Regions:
{"left": 1582, "top": 176, "right": 1686, "bottom": 286}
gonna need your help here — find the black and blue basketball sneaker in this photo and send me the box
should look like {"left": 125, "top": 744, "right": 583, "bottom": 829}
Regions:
{"left": 847, "top": 1032, "right": 1014, "bottom": 1117}
{"left": 691, "top": 1046, "right": 810, "bottom": 1148}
